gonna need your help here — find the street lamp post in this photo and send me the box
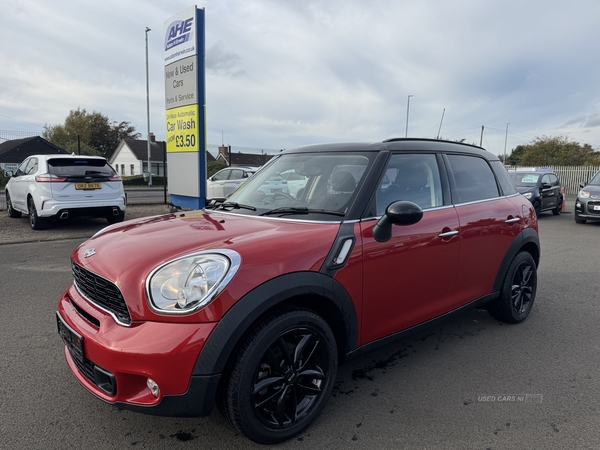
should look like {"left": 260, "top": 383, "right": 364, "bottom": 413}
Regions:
{"left": 405, "top": 95, "right": 413, "bottom": 137}
{"left": 503, "top": 123, "right": 510, "bottom": 166}
{"left": 145, "top": 27, "right": 152, "bottom": 186}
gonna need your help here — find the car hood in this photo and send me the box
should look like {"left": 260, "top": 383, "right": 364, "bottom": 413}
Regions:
{"left": 72, "top": 210, "right": 341, "bottom": 322}
{"left": 515, "top": 186, "right": 536, "bottom": 195}
{"left": 581, "top": 185, "right": 600, "bottom": 198}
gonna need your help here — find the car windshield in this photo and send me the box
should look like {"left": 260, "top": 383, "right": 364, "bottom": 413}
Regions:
{"left": 510, "top": 173, "right": 540, "bottom": 187}
{"left": 48, "top": 158, "right": 115, "bottom": 177}
{"left": 223, "top": 152, "right": 373, "bottom": 220}
{"left": 588, "top": 172, "right": 600, "bottom": 185}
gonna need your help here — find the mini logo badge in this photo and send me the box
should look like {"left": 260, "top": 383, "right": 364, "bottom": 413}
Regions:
{"left": 84, "top": 248, "right": 96, "bottom": 258}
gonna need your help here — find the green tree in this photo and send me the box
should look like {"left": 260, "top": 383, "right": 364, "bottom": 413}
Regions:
{"left": 514, "top": 135, "right": 595, "bottom": 166}
{"left": 207, "top": 160, "right": 227, "bottom": 177}
{"left": 43, "top": 108, "right": 140, "bottom": 158}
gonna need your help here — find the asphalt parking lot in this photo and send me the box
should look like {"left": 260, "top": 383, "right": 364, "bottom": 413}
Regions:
{"left": 1, "top": 198, "right": 599, "bottom": 449}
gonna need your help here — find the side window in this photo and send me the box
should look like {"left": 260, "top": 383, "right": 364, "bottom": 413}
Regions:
{"left": 447, "top": 154, "right": 499, "bottom": 204}
{"left": 16, "top": 158, "right": 30, "bottom": 176}
{"left": 541, "top": 174, "right": 551, "bottom": 187}
{"left": 26, "top": 158, "right": 38, "bottom": 175}
{"left": 212, "top": 169, "right": 229, "bottom": 181}
{"left": 550, "top": 174, "right": 559, "bottom": 187}
{"left": 375, "top": 154, "right": 442, "bottom": 215}
{"left": 490, "top": 160, "right": 516, "bottom": 196}
{"left": 230, "top": 169, "right": 244, "bottom": 179}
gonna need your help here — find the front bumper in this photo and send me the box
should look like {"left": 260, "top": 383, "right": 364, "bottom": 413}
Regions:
{"left": 575, "top": 198, "right": 600, "bottom": 220}
{"left": 57, "top": 286, "right": 218, "bottom": 416}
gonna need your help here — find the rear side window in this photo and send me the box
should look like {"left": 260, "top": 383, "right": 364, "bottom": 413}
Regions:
{"left": 48, "top": 158, "right": 115, "bottom": 177}
{"left": 446, "top": 155, "right": 499, "bottom": 204}
{"left": 490, "top": 161, "right": 516, "bottom": 196}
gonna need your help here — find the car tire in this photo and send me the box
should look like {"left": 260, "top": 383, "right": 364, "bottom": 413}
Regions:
{"left": 28, "top": 197, "right": 48, "bottom": 230}
{"left": 6, "top": 192, "right": 22, "bottom": 218}
{"left": 552, "top": 199, "right": 562, "bottom": 215}
{"left": 224, "top": 307, "right": 337, "bottom": 444}
{"left": 533, "top": 200, "right": 541, "bottom": 216}
{"left": 575, "top": 216, "right": 586, "bottom": 224}
{"left": 489, "top": 251, "right": 537, "bottom": 324}
{"left": 106, "top": 211, "right": 125, "bottom": 224}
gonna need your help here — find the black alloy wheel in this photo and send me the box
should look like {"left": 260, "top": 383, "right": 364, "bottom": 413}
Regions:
{"left": 552, "top": 199, "right": 562, "bottom": 215}
{"left": 28, "top": 197, "right": 48, "bottom": 230}
{"left": 6, "top": 192, "right": 21, "bottom": 218}
{"left": 225, "top": 308, "right": 337, "bottom": 444}
{"left": 489, "top": 251, "right": 537, "bottom": 323}
{"left": 533, "top": 200, "right": 541, "bottom": 216}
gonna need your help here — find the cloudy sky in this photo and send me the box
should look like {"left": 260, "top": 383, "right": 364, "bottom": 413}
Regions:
{"left": 2, "top": 0, "right": 600, "bottom": 156}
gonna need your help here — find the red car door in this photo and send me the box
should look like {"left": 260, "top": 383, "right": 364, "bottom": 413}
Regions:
{"left": 360, "top": 153, "right": 461, "bottom": 345}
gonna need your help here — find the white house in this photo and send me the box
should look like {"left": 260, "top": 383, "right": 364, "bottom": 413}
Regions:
{"left": 109, "top": 135, "right": 166, "bottom": 177}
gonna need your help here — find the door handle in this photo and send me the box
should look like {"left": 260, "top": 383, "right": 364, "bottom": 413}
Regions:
{"left": 505, "top": 217, "right": 520, "bottom": 223}
{"left": 438, "top": 230, "right": 459, "bottom": 238}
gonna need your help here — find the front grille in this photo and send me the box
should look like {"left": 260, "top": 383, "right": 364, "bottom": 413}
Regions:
{"left": 72, "top": 261, "right": 131, "bottom": 325}
{"left": 587, "top": 201, "right": 600, "bottom": 215}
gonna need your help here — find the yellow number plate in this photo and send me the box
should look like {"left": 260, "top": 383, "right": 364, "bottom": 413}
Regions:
{"left": 75, "top": 183, "right": 102, "bottom": 190}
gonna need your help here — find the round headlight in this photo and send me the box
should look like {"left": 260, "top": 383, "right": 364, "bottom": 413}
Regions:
{"left": 147, "top": 250, "right": 241, "bottom": 314}
{"left": 579, "top": 190, "right": 590, "bottom": 199}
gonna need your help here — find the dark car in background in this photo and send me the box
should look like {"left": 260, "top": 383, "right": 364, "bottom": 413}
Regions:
{"left": 508, "top": 168, "right": 563, "bottom": 216}
{"left": 574, "top": 170, "right": 600, "bottom": 224}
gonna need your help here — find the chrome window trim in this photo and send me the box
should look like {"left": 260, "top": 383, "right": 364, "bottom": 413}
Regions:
{"left": 361, "top": 204, "right": 455, "bottom": 222}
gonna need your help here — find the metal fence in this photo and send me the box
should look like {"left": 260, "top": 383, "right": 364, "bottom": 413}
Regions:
{"left": 507, "top": 165, "right": 600, "bottom": 195}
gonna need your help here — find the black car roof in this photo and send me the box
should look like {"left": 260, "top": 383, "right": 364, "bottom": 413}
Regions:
{"left": 282, "top": 138, "right": 497, "bottom": 160}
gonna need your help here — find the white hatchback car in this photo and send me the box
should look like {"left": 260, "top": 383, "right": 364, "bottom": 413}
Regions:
{"left": 206, "top": 166, "right": 259, "bottom": 201}
{"left": 5, "top": 154, "right": 126, "bottom": 230}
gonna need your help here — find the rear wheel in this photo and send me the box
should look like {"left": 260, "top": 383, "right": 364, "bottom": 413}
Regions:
{"left": 6, "top": 192, "right": 21, "bottom": 218}
{"left": 106, "top": 211, "right": 125, "bottom": 224}
{"left": 28, "top": 197, "right": 48, "bottom": 230}
{"left": 489, "top": 252, "right": 537, "bottom": 323}
{"left": 224, "top": 308, "right": 337, "bottom": 444}
{"left": 552, "top": 199, "right": 562, "bottom": 215}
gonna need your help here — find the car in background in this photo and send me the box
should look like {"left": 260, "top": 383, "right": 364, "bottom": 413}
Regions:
{"left": 508, "top": 167, "right": 563, "bottom": 216}
{"left": 57, "top": 138, "right": 540, "bottom": 444}
{"left": 5, "top": 154, "right": 126, "bottom": 230}
{"left": 206, "top": 166, "right": 258, "bottom": 201}
{"left": 574, "top": 170, "right": 600, "bottom": 224}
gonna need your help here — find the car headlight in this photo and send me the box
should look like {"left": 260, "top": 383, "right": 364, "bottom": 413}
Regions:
{"left": 147, "top": 250, "right": 241, "bottom": 314}
{"left": 522, "top": 192, "right": 533, "bottom": 199}
{"left": 579, "top": 190, "right": 590, "bottom": 199}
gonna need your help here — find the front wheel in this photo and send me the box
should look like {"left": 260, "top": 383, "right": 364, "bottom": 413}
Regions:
{"left": 224, "top": 308, "right": 338, "bottom": 444}
{"left": 489, "top": 252, "right": 537, "bottom": 323}
{"left": 6, "top": 192, "right": 21, "bottom": 218}
{"left": 533, "top": 200, "right": 541, "bottom": 216}
{"left": 575, "top": 216, "right": 586, "bottom": 224}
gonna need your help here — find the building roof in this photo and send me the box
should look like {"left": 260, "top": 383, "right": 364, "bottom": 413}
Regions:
{"left": 0, "top": 136, "right": 67, "bottom": 163}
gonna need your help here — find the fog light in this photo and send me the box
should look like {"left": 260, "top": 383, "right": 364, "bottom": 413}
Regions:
{"left": 147, "top": 378, "right": 160, "bottom": 398}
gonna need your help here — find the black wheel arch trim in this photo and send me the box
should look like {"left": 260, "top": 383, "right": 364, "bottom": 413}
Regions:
{"left": 492, "top": 227, "right": 540, "bottom": 293}
{"left": 193, "top": 271, "right": 359, "bottom": 377}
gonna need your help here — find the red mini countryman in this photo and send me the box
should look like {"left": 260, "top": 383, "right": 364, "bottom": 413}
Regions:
{"left": 57, "top": 138, "right": 540, "bottom": 444}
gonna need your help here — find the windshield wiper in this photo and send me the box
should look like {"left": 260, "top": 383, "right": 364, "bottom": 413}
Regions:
{"left": 260, "top": 207, "right": 345, "bottom": 217}
{"left": 218, "top": 202, "right": 257, "bottom": 211}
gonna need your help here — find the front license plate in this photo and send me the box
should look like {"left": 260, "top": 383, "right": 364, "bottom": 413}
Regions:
{"left": 56, "top": 312, "right": 84, "bottom": 357}
{"left": 75, "top": 183, "right": 102, "bottom": 190}
{"left": 593, "top": 205, "right": 600, "bottom": 211}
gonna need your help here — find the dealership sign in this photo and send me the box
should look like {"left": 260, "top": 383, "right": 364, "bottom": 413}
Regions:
{"left": 164, "top": 6, "right": 206, "bottom": 209}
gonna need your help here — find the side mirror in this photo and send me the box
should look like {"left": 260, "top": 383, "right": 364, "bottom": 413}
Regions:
{"left": 541, "top": 182, "right": 551, "bottom": 189}
{"left": 580, "top": 181, "right": 586, "bottom": 189}
{"left": 5, "top": 170, "right": 13, "bottom": 177}
{"left": 372, "top": 201, "right": 423, "bottom": 242}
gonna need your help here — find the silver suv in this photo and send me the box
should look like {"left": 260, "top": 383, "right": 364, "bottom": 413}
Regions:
{"left": 5, "top": 154, "right": 126, "bottom": 230}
